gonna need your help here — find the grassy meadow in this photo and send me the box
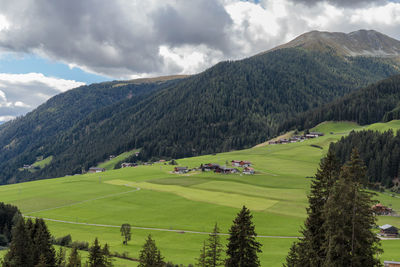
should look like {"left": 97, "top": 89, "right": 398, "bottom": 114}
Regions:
{"left": 1, "top": 121, "right": 400, "bottom": 266}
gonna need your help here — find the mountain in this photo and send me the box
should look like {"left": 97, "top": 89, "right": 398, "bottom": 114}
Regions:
{"left": 1, "top": 30, "right": 400, "bottom": 184}
{"left": 280, "top": 74, "right": 400, "bottom": 132}
{"left": 270, "top": 29, "right": 400, "bottom": 58}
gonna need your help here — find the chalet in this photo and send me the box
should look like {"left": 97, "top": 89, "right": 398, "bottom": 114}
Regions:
{"left": 231, "top": 160, "right": 241, "bottom": 167}
{"left": 23, "top": 164, "right": 33, "bottom": 169}
{"left": 279, "top": 139, "right": 289, "bottom": 144}
{"left": 174, "top": 167, "right": 188, "bottom": 174}
{"left": 384, "top": 261, "right": 400, "bottom": 267}
{"left": 379, "top": 224, "right": 399, "bottom": 237}
{"left": 202, "top": 163, "right": 220, "bottom": 171}
{"left": 215, "top": 166, "right": 239, "bottom": 174}
{"left": 121, "top": 162, "right": 137, "bottom": 168}
{"left": 135, "top": 152, "right": 140, "bottom": 157}
{"left": 241, "top": 161, "right": 252, "bottom": 167}
{"left": 268, "top": 141, "right": 277, "bottom": 145}
{"left": 109, "top": 155, "right": 116, "bottom": 160}
{"left": 88, "top": 167, "right": 105, "bottom": 173}
{"left": 243, "top": 167, "right": 255, "bottom": 175}
{"left": 372, "top": 203, "right": 393, "bottom": 215}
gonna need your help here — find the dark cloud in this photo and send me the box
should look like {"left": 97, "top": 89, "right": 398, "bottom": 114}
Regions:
{"left": 0, "top": 0, "right": 234, "bottom": 77}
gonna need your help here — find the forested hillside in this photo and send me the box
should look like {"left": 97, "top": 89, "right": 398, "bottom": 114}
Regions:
{"left": 0, "top": 78, "right": 184, "bottom": 183}
{"left": 280, "top": 75, "right": 400, "bottom": 132}
{"left": 330, "top": 129, "right": 400, "bottom": 189}
{"left": 0, "top": 47, "right": 396, "bottom": 183}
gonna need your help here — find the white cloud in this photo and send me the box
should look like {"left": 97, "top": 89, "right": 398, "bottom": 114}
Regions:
{"left": 0, "top": 73, "right": 85, "bottom": 121}
{"left": 0, "top": 0, "right": 399, "bottom": 80}
{"left": 0, "top": 115, "right": 15, "bottom": 122}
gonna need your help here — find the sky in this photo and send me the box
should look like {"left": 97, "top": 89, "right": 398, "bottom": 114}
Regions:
{"left": 0, "top": 0, "right": 400, "bottom": 121}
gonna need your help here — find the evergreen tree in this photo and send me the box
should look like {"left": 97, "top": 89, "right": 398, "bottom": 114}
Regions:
{"left": 87, "top": 238, "right": 106, "bottom": 267}
{"left": 35, "top": 254, "right": 47, "bottom": 267}
{"left": 67, "top": 246, "right": 81, "bottom": 267}
{"left": 225, "top": 206, "right": 262, "bottom": 267}
{"left": 285, "top": 150, "right": 340, "bottom": 266}
{"left": 32, "top": 218, "right": 56, "bottom": 267}
{"left": 195, "top": 241, "right": 206, "bottom": 267}
{"left": 2, "top": 216, "right": 34, "bottom": 267}
{"left": 138, "top": 235, "right": 164, "bottom": 267}
{"left": 323, "top": 149, "right": 382, "bottom": 267}
{"left": 102, "top": 243, "right": 113, "bottom": 267}
{"left": 205, "top": 223, "right": 224, "bottom": 267}
{"left": 56, "top": 247, "right": 66, "bottom": 267}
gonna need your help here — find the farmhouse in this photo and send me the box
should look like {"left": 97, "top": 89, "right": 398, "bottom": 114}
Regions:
{"left": 379, "top": 224, "right": 399, "bottom": 237}
{"left": 372, "top": 203, "right": 393, "bottom": 215}
{"left": 23, "top": 164, "right": 33, "bottom": 169}
{"left": 121, "top": 162, "right": 137, "bottom": 168}
{"left": 215, "top": 166, "right": 239, "bottom": 174}
{"left": 174, "top": 167, "right": 189, "bottom": 174}
{"left": 202, "top": 163, "right": 220, "bottom": 171}
{"left": 384, "top": 261, "right": 400, "bottom": 267}
{"left": 88, "top": 167, "right": 105, "bottom": 173}
{"left": 243, "top": 167, "right": 255, "bottom": 175}
{"left": 231, "top": 160, "right": 252, "bottom": 167}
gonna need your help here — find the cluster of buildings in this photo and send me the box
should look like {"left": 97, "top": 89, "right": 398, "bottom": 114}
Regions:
{"left": 372, "top": 203, "right": 393, "bottom": 215}
{"left": 268, "top": 132, "right": 324, "bottom": 145}
{"left": 174, "top": 160, "right": 255, "bottom": 175}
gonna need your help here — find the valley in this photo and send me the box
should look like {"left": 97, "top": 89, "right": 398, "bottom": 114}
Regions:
{"left": 1, "top": 121, "right": 400, "bottom": 266}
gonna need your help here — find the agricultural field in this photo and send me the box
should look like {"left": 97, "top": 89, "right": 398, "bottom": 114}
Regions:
{"left": 1, "top": 121, "right": 400, "bottom": 266}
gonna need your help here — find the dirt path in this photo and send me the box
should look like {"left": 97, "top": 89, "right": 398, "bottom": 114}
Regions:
{"left": 23, "top": 215, "right": 300, "bottom": 239}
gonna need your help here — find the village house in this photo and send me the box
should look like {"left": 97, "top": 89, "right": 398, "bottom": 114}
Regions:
{"left": 23, "top": 164, "right": 33, "bottom": 169}
{"left": 231, "top": 160, "right": 252, "bottom": 167}
{"left": 174, "top": 167, "right": 189, "bottom": 174}
{"left": 121, "top": 162, "right": 137, "bottom": 168}
{"left": 202, "top": 163, "right": 220, "bottom": 171}
{"left": 384, "top": 261, "right": 400, "bottom": 267}
{"left": 215, "top": 166, "right": 239, "bottom": 174}
{"left": 243, "top": 167, "right": 255, "bottom": 175}
{"left": 88, "top": 167, "right": 106, "bottom": 173}
{"left": 379, "top": 224, "right": 399, "bottom": 237}
{"left": 372, "top": 203, "right": 393, "bottom": 215}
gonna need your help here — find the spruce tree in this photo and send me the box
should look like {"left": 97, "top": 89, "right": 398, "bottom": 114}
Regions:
{"left": 138, "top": 235, "right": 164, "bottom": 267}
{"left": 67, "top": 246, "right": 81, "bottom": 267}
{"left": 205, "top": 223, "right": 224, "bottom": 267}
{"left": 32, "top": 218, "right": 56, "bottom": 267}
{"left": 87, "top": 238, "right": 105, "bottom": 267}
{"left": 285, "top": 150, "right": 340, "bottom": 267}
{"left": 225, "top": 206, "right": 262, "bottom": 267}
{"left": 102, "top": 243, "right": 113, "bottom": 267}
{"left": 323, "top": 149, "right": 382, "bottom": 267}
{"left": 56, "top": 247, "right": 66, "bottom": 267}
{"left": 196, "top": 241, "right": 206, "bottom": 267}
{"left": 2, "top": 216, "right": 34, "bottom": 267}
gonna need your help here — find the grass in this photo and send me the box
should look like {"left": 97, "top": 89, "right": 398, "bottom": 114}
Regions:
{"left": 97, "top": 150, "right": 139, "bottom": 170}
{"left": 32, "top": 156, "right": 53, "bottom": 169}
{"left": 1, "top": 121, "right": 400, "bottom": 265}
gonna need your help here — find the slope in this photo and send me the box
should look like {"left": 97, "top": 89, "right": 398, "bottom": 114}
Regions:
{"left": 1, "top": 30, "right": 400, "bottom": 183}
{"left": 0, "top": 121, "right": 400, "bottom": 266}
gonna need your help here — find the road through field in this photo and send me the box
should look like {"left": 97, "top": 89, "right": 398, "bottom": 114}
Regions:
{"left": 23, "top": 215, "right": 301, "bottom": 239}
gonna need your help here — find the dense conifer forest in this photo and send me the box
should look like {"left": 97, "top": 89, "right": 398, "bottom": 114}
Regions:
{"left": 329, "top": 129, "right": 400, "bottom": 189}
{"left": 280, "top": 75, "right": 400, "bottom": 132}
{"left": 0, "top": 48, "right": 399, "bottom": 183}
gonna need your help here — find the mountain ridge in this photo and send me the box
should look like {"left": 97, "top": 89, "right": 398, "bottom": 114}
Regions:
{"left": 1, "top": 29, "right": 400, "bottom": 183}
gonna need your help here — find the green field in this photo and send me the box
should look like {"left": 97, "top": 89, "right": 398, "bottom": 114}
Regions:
{"left": 1, "top": 121, "right": 400, "bottom": 266}
{"left": 97, "top": 150, "right": 139, "bottom": 170}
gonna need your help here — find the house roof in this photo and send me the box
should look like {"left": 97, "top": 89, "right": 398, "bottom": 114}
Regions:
{"left": 380, "top": 224, "right": 397, "bottom": 230}
{"left": 175, "top": 167, "right": 188, "bottom": 170}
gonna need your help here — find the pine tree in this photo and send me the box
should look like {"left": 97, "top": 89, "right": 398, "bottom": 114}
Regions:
{"left": 2, "top": 216, "right": 34, "bottom": 267}
{"left": 32, "top": 218, "right": 56, "bottom": 266}
{"left": 225, "top": 206, "right": 262, "bottom": 267}
{"left": 323, "top": 149, "right": 382, "bottom": 267}
{"left": 56, "top": 247, "right": 66, "bottom": 267}
{"left": 34, "top": 254, "right": 47, "bottom": 267}
{"left": 102, "top": 243, "right": 113, "bottom": 267}
{"left": 138, "top": 235, "right": 164, "bottom": 267}
{"left": 205, "top": 223, "right": 224, "bottom": 267}
{"left": 285, "top": 150, "right": 340, "bottom": 266}
{"left": 195, "top": 241, "right": 206, "bottom": 267}
{"left": 87, "top": 238, "right": 105, "bottom": 267}
{"left": 67, "top": 246, "right": 81, "bottom": 267}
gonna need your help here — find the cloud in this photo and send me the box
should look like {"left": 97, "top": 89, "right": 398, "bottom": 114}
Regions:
{"left": 0, "top": 73, "right": 85, "bottom": 121}
{"left": 0, "top": 0, "right": 399, "bottom": 80}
